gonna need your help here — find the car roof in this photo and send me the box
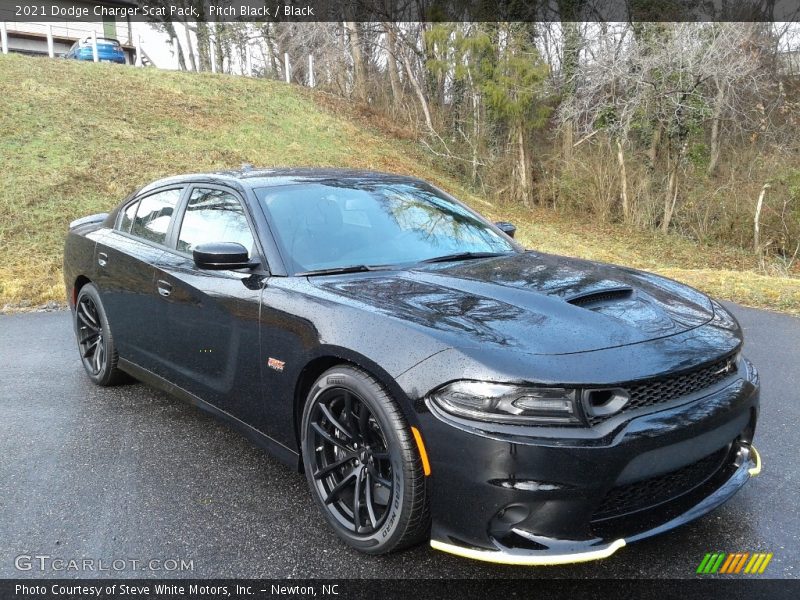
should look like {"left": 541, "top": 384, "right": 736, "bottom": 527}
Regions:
{"left": 137, "top": 167, "right": 425, "bottom": 196}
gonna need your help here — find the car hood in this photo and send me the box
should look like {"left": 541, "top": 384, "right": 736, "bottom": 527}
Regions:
{"left": 310, "top": 251, "right": 715, "bottom": 355}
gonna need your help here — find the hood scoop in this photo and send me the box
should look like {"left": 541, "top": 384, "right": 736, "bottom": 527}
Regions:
{"left": 565, "top": 286, "right": 634, "bottom": 307}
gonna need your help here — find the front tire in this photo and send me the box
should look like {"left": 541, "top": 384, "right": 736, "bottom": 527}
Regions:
{"left": 301, "top": 365, "right": 430, "bottom": 554}
{"left": 74, "top": 283, "right": 125, "bottom": 386}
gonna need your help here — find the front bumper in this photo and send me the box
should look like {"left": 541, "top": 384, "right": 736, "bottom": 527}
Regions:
{"left": 420, "top": 359, "right": 760, "bottom": 565}
{"left": 430, "top": 445, "right": 760, "bottom": 565}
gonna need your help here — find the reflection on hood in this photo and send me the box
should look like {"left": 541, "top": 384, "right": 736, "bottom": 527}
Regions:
{"left": 312, "top": 252, "right": 714, "bottom": 355}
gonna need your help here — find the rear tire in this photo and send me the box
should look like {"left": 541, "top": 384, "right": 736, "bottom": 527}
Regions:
{"left": 301, "top": 365, "right": 430, "bottom": 554}
{"left": 74, "top": 283, "right": 126, "bottom": 386}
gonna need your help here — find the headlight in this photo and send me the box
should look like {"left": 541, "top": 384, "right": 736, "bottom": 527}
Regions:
{"left": 429, "top": 381, "right": 582, "bottom": 425}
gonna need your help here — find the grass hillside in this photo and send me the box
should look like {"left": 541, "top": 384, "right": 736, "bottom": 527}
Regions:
{"left": 1, "top": 53, "right": 799, "bottom": 315}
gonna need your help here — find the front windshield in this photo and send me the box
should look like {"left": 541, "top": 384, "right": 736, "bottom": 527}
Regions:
{"left": 255, "top": 180, "right": 518, "bottom": 274}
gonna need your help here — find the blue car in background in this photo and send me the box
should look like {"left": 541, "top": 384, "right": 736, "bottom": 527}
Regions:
{"left": 65, "top": 37, "right": 126, "bottom": 64}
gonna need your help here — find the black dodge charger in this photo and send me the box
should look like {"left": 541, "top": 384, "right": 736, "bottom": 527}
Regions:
{"left": 63, "top": 168, "right": 761, "bottom": 565}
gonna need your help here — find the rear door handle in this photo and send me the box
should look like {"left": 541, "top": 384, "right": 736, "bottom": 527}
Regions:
{"left": 97, "top": 252, "right": 108, "bottom": 267}
{"left": 156, "top": 279, "right": 172, "bottom": 297}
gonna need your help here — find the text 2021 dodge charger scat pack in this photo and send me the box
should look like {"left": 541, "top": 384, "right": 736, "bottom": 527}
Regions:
{"left": 63, "top": 168, "right": 761, "bottom": 565}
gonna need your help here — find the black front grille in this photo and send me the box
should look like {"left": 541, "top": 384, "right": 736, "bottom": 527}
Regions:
{"left": 587, "top": 355, "right": 737, "bottom": 425}
{"left": 592, "top": 445, "right": 731, "bottom": 521}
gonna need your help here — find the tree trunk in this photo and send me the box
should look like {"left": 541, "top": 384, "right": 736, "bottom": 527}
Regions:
{"left": 261, "top": 24, "right": 278, "bottom": 77}
{"left": 195, "top": 21, "right": 210, "bottom": 72}
{"left": 562, "top": 121, "right": 574, "bottom": 159}
{"left": 383, "top": 23, "right": 402, "bottom": 111}
{"left": 182, "top": 21, "right": 196, "bottom": 71}
{"left": 662, "top": 140, "right": 688, "bottom": 232}
{"left": 163, "top": 22, "right": 187, "bottom": 71}
{"left": 402, "top": 51, "right": 434, "bottom": 134}
{"left": 471, "top": 89, "right": 480, "bottom": 184}
{"left": 647, "top": 124, "right": 661, "bottom": 167}
{"left": 345, "top": 22, "right": 366, "bottom": 101}
{"left": 516, "top": 123, "right": 531, "bottom": 205}
{"left": 213, "top": 23, "right": 225, "bottom": 74}
{"left": 708, "top": 79, "right": 725, "bottom": 176}
{"left": 175, "top": 41, "right": 187, "bottom": 71}
{"left": 616, "top": 138, "right": 630, "bottom": 222}
{"left": 663, "top": 160, "right": 678, "bottom": 233}
{"left": 334, "top": 23, "right": 349, "bottom": 94}
{"left": 559, "top": 18, "right": 581, "bottom": 160}
{"left": 754, "top": 183, "right": 770, "bottom": 267}
{"left": 464, "top": 63, "right": 481, "bottom": 184}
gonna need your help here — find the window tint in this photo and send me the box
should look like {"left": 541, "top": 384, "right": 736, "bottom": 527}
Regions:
{"left": 118, "top": 199, "right": 139, "bottom": 233}
{"left": 130, "top": 188, "right": 182, "bottom": 245}
{"left": 177, "top": 188, "right": 255, "bottom": 255}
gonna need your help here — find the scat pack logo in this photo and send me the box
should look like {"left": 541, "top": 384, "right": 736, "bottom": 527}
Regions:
{"left": 697, "top": 552, "right": 773, "bottom": 575}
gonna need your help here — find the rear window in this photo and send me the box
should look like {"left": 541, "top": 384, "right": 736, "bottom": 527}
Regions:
{"left": 82, "top": 38, "right": 120, "bottom": 48}
{"left": 129, "top": 188, "right": 182, "bottom": 245}
{"left": 118, "top": 199, "right": 138, "bottom": 233}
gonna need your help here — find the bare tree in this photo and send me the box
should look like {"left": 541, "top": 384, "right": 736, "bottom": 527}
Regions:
{"left": 561, "top": 22, "right": 770, "bottom": 229}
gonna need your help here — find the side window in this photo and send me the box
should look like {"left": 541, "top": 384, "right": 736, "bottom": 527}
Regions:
{"left": 117, "top": 199, "right": 139, "bottom": 233}
{"left": 130, "top": 188, "right": 182, "bottom": 245}
{"left": 177, "top": 188, "right": 255, "bottom": 255}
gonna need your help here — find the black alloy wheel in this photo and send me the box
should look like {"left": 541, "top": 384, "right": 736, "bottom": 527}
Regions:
{"left": 74, "top": 283, "right": 125, "bottom": 386}
{"left": 77, "top": 294, "right": 105, "bottom": 376}
{"left": 308, "top": 387, "right": 394, "bottom": 535}
{"left": 301, "top": 366, "right": 429, "bottom": 554}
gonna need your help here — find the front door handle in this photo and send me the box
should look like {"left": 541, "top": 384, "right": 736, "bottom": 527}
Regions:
{"left": 97, "top": 252, "right": 108, "bottom": 267}
{"left": 156, "top": 279, "right": 172, "bottom": 297}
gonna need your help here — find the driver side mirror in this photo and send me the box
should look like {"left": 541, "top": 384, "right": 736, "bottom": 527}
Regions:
{"left": 193, "top": 242, "right": 256, "bottom": 270}
{"left": 495, "top": 221, "right": 517, "bottom": 238}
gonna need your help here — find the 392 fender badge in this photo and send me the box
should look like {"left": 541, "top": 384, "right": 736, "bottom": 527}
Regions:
{"left": 267, "top": 357, "right": 285, "bottom": 372}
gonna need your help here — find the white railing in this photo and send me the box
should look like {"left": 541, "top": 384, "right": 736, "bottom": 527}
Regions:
{"left": 0, "top": 22, "right": 321, "bottom": 80}
{"left": 0, "top": 20, "right": 144, "bottom": 66}
{"left": 1, "top": 21, "right": 131, "bottom": 45}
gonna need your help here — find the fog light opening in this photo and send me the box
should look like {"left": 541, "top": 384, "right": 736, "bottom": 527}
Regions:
{"left": 584, "top": 388, "right": 629, "bottom": 418}
{"left": 590, "top": 390, "right": 614, "bottom": 406}
{"left": 489, "top": 504, "right": 546, "bottom": 550}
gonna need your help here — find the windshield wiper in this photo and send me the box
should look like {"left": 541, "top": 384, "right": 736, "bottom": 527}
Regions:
{"left": 298, "top": 264, "right": 391, "bottom": 276}
{"left": 299, "top": 252, "right": 510, "bottom": 275}
{"left": 418, "top": 251, "right": 510, "bottom": 264}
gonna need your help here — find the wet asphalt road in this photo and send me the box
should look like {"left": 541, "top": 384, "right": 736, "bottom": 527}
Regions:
{"left": 0, "top": 304, "right": 797, "bottom": 579}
